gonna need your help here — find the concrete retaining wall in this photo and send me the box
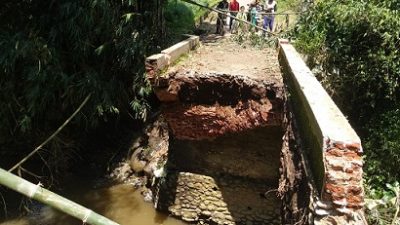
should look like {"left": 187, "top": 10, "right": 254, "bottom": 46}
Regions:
{"left": 145, "top": 35, "right": 200, "bottom": 81}
{"left": 278, "top": 40, "right": 366, "bottom": 224}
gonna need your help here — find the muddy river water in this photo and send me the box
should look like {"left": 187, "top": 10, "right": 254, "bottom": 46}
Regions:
{"left": 1, "top": 125, "right": 283, "bottom": 225}
{"left": 0, "top": 184, "right": 186, "bottom": 225}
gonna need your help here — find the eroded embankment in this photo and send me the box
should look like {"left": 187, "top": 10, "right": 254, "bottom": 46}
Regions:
{"left": 153, "top": 71, "right": 283, "bottom": 140}
{"left": 130, "top": 36, "right": 310, "bottom": 225}
{"left": 146, "top": 69, "right": 286, "bottom": 224}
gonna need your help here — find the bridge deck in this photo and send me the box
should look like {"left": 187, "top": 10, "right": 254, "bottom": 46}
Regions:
{"left": 166, "top": 35, "right": 282, "bottom": 84}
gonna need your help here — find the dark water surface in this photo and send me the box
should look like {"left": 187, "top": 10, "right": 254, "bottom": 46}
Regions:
{"left": 0, "top": 184, "right": 186, "bottom": 225}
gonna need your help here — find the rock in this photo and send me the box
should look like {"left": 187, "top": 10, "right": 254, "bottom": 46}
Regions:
{"left": 200, "top": 203, "right": 207, "bottom": 210}
{"left": 202, "top": 210, "right": 212, "bottom": 216}
{"left": 182, "top": 211, "right": 198, "bottom": 222}
{"left": 143, "top": 160, "right": 158, "bottom": 176}
{"left": 186, "top": 195, "right": 194, "bottom": 202}
{"left": 195, "top": 182, "right": 203, "bottom": 188}
{"left": 141, "top": 189, "right": 153, "bottom": 202}
{"left": 206, "top": 196, "right": 219, "bottom": 202}
{"left": 207, "top": 204, "right": 216, "bottom": 211}
{"left": 126, "top": 177, "right": 143, "bottom": 189}
{"left": 213, "top": 192, "right": 223, "bottom": 198}
{"left": 212, "top": 212, "right": 225, "bottom": 219}
{"left": 187, "top": 182, "right": 195, "bottom": 188}
{"left": 216, "top": 207, "right": 226, "bottom": 212}
{"left": 217, "top": 201, "right": 227, "bottom": 208}
{"left": 224, "top": 214, "right": 234, "bottom": 221}
{"left": 130, "top": 158, "right": 147, "bottom": 173}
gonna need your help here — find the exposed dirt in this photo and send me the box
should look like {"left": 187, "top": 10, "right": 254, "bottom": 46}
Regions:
{"left": 167, "top": 37, "right": 282, "bottom": 83}
{"left": 162, "top": 100, "right": 281, "bottom": 140}
{"left": 140, "top": 12, "right": 289, "bottom": 225}
{"left": 170, "top": 127, "right": 283, "bottom": 181}
{"left": 154, "top": 35, "right": 284, "bottom": 140}
{"left": 155, "top": 71, "right": 282, "bottom": 105}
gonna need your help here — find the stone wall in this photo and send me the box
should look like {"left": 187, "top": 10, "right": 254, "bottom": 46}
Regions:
{"left": 278, "top": 40, "right": 366, "bottom": 224}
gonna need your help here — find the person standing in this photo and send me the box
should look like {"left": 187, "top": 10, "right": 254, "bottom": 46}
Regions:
{"left": 229, "top": 0, "right": 240, "bottom": 31}
{"left": 250, "top": 4, "right": 258, "bottom": 30}
{"left": 233, "top": 6, "right": 247, "bottom": 34}
{"left": 263, "top": 0, "right": 277, "bottom": 32}
{"left": 216, "top": 0, "right": 229, "bottom": 34}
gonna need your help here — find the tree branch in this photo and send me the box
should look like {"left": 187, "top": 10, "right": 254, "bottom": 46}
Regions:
{"left": 8, "top": 94, "right": 92, "bottom": 173}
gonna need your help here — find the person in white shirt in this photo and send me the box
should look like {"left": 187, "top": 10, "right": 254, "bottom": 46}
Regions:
{"left": 263, "top": 0, "right": 277, "bottom": 31}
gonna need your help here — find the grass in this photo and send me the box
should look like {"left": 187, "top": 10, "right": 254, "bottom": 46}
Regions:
{"left": 272, "top": 0, "right": 303, "bottom": 31}
{"left": 165, "top": 0, "right": 220, "bottom": 43}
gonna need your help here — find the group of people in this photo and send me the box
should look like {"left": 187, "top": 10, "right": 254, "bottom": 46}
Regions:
{"left": 216, "top": 0, "right": 278, "bottom": 35}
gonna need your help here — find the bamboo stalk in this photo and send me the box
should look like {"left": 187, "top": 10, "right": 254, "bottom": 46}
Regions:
{"left": 0, "top": 168, "right": 119, "bottom": 225}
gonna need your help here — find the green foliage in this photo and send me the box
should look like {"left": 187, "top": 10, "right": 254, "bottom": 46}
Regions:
{"left": 294, "top": 0, "right": 400, "bottom": 122}
{"left": 0, "top": 0, "right": 163, "bottom": 163}
{"left": 293, "top": 0, "right": 400, "bottom": 182}
{"left": 165, "top": 0, "right": 219, "bottom": 40}
{"left": 365, "top": 182, "right": 400, "bottom": 225}
{"left": 365, "top": 109, "right": 400, "bottom": 187}
{"left": 276, "top": 0, "right": 303, "bottom": 12}
{"left": 232, "top": 32, "right": 276, "bottom": 48}
{"left": 364, "top": 109, "right": 400, "bottom": 223}
{"left": 165, "top": 0, "right": 196, "bottom": 37}
{"left": 294, "top": 1, "right": 400, "bottom": 223}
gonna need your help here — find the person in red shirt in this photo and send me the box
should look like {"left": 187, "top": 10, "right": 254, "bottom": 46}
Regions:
{"left": 229, "top": 0, "right": 240, "bottom": 31}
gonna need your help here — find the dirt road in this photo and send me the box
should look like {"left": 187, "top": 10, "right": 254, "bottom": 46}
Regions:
{"left": 167, "top": 36, "right": 282, "bottom": 82}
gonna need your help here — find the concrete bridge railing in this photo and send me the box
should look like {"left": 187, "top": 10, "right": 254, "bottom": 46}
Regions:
{"left": 278, "top": 40, "right": 366, "bottom": 224}
{"left": 145, "top": 35, "right": 199, "bottom": 79}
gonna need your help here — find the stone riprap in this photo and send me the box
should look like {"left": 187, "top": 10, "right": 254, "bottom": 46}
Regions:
{"left": 154, "top": 172, "right": 281, "bottom": 225}
{"left": 151, "top": 126, "right": 284, "bottom": 225}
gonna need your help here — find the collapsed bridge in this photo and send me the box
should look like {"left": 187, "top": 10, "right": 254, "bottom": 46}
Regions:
{"left": 138, "top": 35, "right": 365, "bottom": 225}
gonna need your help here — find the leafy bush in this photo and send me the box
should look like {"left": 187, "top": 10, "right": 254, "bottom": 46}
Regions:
{"left": 294, "top": 0, "right": 400, "bottom": 123}
{"left": 365, "top": 109, "right": 400, "bottom": 187}
{"left": 165, "top": 0, "right": 219, "bottom": 40}
{"left": 0, "top": 0, "right": 163, "bottom": 165}
{"left": 294, "top": 0, "right": 400, "bottom": 182}
{"left": 294, "top": 1, "right": 400, "bottom": 223}
{"left": 365, "top": 182, "right": 400, "bottom": 225}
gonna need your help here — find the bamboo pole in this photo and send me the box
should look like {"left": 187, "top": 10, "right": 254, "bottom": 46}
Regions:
{"left": 0, "top": 168, "right": 119, "bottom": 225}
